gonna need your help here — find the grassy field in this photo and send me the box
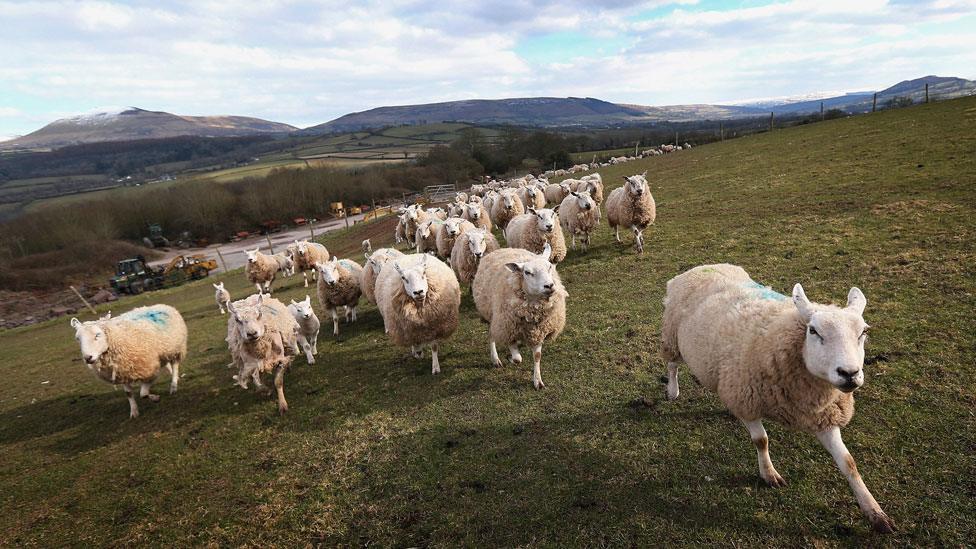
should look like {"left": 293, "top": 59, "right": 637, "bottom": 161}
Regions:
{"left": 1, "top": 97, "right": 974, "bottom": 546}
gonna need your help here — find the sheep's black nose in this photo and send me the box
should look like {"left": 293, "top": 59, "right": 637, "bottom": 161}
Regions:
{"left": 414, "top": 290, "right": 424, "bottom": 296}
{"left": 84, "top": 355, "right": 95, "bottom": 364}
{"left": 836, "top": 368, "right": 857, "bottom": 380}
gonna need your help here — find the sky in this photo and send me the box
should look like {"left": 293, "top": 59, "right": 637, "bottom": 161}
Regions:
{"left": 1, "top": 0, "right": 975, "bottom": 139}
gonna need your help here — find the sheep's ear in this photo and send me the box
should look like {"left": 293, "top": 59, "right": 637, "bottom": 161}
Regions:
{"left": 304, "top": 295, "right": 311, "bottom": 304}
{"left": 540, "top": 242, "right": 553, "bottom": 262}
{"left": 792, "top": 283, "right": 814, "bottom": 322}
{"left": 290, "top": 299, "right": 298, "bottom": 305}
{"left": 551, "top": 204, "right": 560, "bottom": 214}
{"left": 70, "top": 317, "right": 81, "bottom": 328}
{"left": 394, "top": 262, "right": 404, "bottom": 275}
{"left": 528, "top": 207, "right": 537, "bottom": 215}
{"left": 505, "top": 262, "right": 523, "bottom": 274}
{"left": 571, "top": 191, "right": 580, "bottom": 197}
{"left": 641, "top": 170, "right": 648, "bottom": 178}
{"left": 331, "top": 256, "right": 338, "bottom": 265}
{"left": 364, "top": 251, "right": 371, "bottom": 261}
{"left": 622, "top": 175, "right": 629, "bottom": 181}
{"left": 847, "top": 287, "right": 866, "bottom": 315}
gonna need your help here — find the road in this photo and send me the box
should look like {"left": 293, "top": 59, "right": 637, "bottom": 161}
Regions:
{"left": 150, "top": 213, "right": 368, "bottom": 272}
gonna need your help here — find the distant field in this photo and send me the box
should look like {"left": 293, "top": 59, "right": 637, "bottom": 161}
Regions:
{"left": 571, "top": 147, "right": 638, "bottom": 162}
{"left": 1, "top": 97, "right": 974, "bottom": 545}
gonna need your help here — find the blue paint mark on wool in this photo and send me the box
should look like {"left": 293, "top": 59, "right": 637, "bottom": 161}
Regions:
{"left": 339, "top": 259, "right": 358, "bottom": 270}
{"left": 743, "top": 280, "right": 787, "bottom": 301}
{"left": 130, "top": 309, "right": 169, "bottom": 325}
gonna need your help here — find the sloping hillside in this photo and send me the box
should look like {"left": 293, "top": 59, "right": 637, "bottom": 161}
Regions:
{"left": 0, "top": 97, "right": 973, "bottom": 545}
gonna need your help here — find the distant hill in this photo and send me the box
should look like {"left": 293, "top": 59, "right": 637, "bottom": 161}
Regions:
{"left": 1, "top": 107, "right": 297, "bottom": 150}
{"left": 765, "top": 76, "right": 976, "bottom": 115}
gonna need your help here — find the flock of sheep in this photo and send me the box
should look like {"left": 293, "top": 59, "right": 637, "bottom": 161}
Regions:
{"left": 66, "top": 162, "right": 894, "bottom": 533}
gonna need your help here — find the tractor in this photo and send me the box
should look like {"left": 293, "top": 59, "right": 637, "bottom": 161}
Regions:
{"left": 109, "top": 254, "right": 217, "bottom": 295}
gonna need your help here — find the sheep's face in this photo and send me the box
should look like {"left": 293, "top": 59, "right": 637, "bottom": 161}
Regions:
{"left": 295, "top": 241, "right": 309, "bottom": 257}
{"left": 469, "top": 195, "right": 482, "bottom": 205}
{"left": 444, "top": 218, "right": 463, "bottom": 237}
{"left": 529, "top": 207, "right": 558, "bottom": 233}
{"left": 418, "top": 221, "right": 435, "bottom": 240}
{"left": 316, "top": 259, "right": 341, "bottom": 286}
{"left": 406, "top": 206, "right": 420, "bottom": 222}
{"left": 245, "top": 249, "right": 260, "bottom": 264}
{"left": 560, "top": 183, "right": 571, "bottom": 192}
{"left": 501, "top": 192, "right": 518, "bottom": 211}
{"left": 465, "top": 203, "right": 482, "bottom": 220}
{"left": 394, "top": 257, "right": 429, "bottom": 302}
{"left": 622, "top": 172, "right": 649, "bottom": 197}
{"left": 466, "top": 230, "right": 488, "bottom": 259}
{"left": 526, "top": 186, "right": 538, "bottom": 200}
{"left": 213, "top": 282, "right": 225, "bottom": 292}
{"left": 505, "top": 245, "right": 557, "bottom": 299}
{"left": 570, "top": 191, "right": 596, "bottom": 211}
{"left": 70, "top": 318, "right": 108, "bottom": 365}
{"left": 793, "top": 285, "right": 869, "bottom": 392}
{"left": 290, "top": 296, "right": 314, "bottom": 320}
{"left": 231, "top": 301, "right": 265, "bottom": 342}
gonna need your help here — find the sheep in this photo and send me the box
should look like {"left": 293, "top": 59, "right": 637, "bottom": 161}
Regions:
{"left": 517, "top": 184, "right": 546, "bottom": 210}
{"left": 69, "top": 304, "right": 187, "bottom": 419}
{"left": 558, "top": 190, "right": 599, "bottom": 251}
{"left": 269, "top": 252, "right": 294, "bottom": 277}
{"left": 436, "top": 217, "right": 475, "bottom": 260}
{"left": 450, "top": 228, "right": 500, "bottom": 285}
{"left": 244, "top": 248, "right": 277, "bottom": 294}
{"left": 362, "top": 248, "right": 404, "bottom": 305}
{"left": 427, "top": 207, "right": 448, "bottom": 221}
{"left": 544, "top": 182, "right": 572, "bottom": 205}
{"left": 503, "top": 207, "right": 567, "bottom": 264}
{"left": 455, "top": 192, "right": 468, "bottom": 203}
{"left": 226, "top": 293, "right": 300, "bottom": 414}
{"left": 660, "top": 264, "right": 894, "bottom": 533}
{"left": 447, "top": 201, "right": 466, "bottom": 218}
{"left": 489, "top": 190, "right": 524, "bottom": 230}
{"left": 394, "top": 214, "right": 408, "bottom": 245}
{"left": 481, "top": 190, "right": 499, "bottom": 213}
{"left": 462, "top": 202, "right": 492, "bottom": 232}
{"left": 403, "top": 205, "right": 431, "bottom": 248}
{"left": 467, "top": 194, "right": 483, "bottom": 205}
{"left": 605, "top": 172, "right": 656, "bottom": 254}
{"left": 375, "top": 253, "right": 461, "bottom": 374}
{"left": 415, "top": 218, "right": 444, "bottom": 255}
{"left": 472, "top": 243, "right": 567, "bottom": 389}
{"left": 213, "top": 281, "right": 230, "bottom": 314}
{"left": 287, "top": 295, "right": 320, "bottom": 364}
{"left": 315, "top": 257, "right": 364, "bottom": 336}
{"left": 292, "top": 240, "right": 330, "bottom": 288}
{"left": 577, "top": 173, "right": 605, "bottom": 206}
{"left": 361, "top": 239, "right": 372, "bottom": 254}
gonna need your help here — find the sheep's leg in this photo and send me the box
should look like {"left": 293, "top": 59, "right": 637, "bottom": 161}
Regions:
{"left": 273, "top": 364, "right": 288, "bottom": 415}
{"left": 632, "top": 226, "right": 644, "bottom": 254}
{"left": 255, "top": 283, "right": 263, "bottom": 294}
{"left": 614, "top": 225, "right": 621, "bottom": 242}
{"left": 311, "top": 331, "right": 318, "bottom": 355}
{"left": 218, "top": 303, "right": 226, "bottom": 314}
{"left": 508, "top": 344, "right": 522, "bottom": 365}
{"left": 344, "top": 306, "right": 352, "bottom": 323}
{"left": 303, "top": 271, "right": 309, "bottom": 288}
{"left": 300, "top": 335, "right": 315, "bottom": 364}
{"left": 571, "top": 233, "right": 577, "bottom": 250}
{"left": 170, "top": 360, "right": 180, "bottom": 394}
{"left": 742, "top": 419, "right": 786, "bottom": 487}
{"left": 430, "top": 341, "right": 441, "bottom": 375}
{"left": 264, "top": 280, "right": 272, "bottom": 294}
{"left": 351, "top": 306, "right": 358, "bottom": 322}
{"left": 531, "top": 343, "right": 545, "bottom": 389}
{"left": 489, "top": 341, "right": 502, "bottom": 367}
{"left": 122, "top": 383, "right": 139, "bottom": 418}
{"left": 666, "top": 361, "right": 680, "bottom": 400}
{"left": 411, "top": 345, "right": 423, "bottom": 359}
{"left": 140, "top": 382, "right": 161, "bottom": 402}
{"left": 817, "top": 427, "right": 895, "bottom": 533}
{"left": 330, "top": 308, "right": 339, "bottom": 336}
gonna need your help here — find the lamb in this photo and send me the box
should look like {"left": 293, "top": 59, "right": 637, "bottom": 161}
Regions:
{"left": 472, "top": 243, "right": 567, "bottom": 389}
{"left": 292, "top": 240, "right": 330, "bottom": 288}
{"left": 226, "top": 293, "right": 300, "bottom": 414}
{"left": 605, "top": 172, "right": 656, "bottom": 254}
{"left": 375, "top": 253, "right": 461, "bottom": 374}
{"left": 403, "top": 205, "right": 431, "bottom": 248}
{"left": 489, "top": 190, "right": 524, "bottom": 230}
{"left": 577, "top": 173, "right": 604, "bottom": 206}
{"left": 244, "top": 248, "right": 277, "bottom": 294}
{"left": 436, "top": 217, "right": 475, "bottom": 259}
{"left": 270, "top": 252, "right": 294, "bottom": 277}
{"left": 558, "top": 190, "right": 599, "bottom": 251}
{"left": 362, "top": 248, "right": 404, "bottom": 305}
{"left": 660, "top": 264, "right": 894, "bottom": 533}
{"left": 517, "top": 184, "right": 546, "bottom": 210}
{"left": 415, "top": 218, "right": 444, "bottom": 255}
{"left": 462, "top": 202, "right": 492, "bottom": 232}
{"left": 315, "top": 257, "right": 364, "bottom": 336}
{"left": 70, "top": 304, "right": 187, "bottom": 419}
{"left": 503, "top": 207, "right": 567, "bottom": 263}
{"left": 213, "top": 281, "right": 230, "bottom": 314}
{"left": 361, "top": 239, "right": 372, "bottom": 254}
{"left": 394, "top": 214, "right": 408, "bottom": 245}
{"left": 455, "top": 192, "right": 468, "bottom": 203}
{"left": 544, "top": 182, "right": 572, "bottom": 205}
{"left": 450, "top": 228, "right": 500, "bottom": 285}
{"left": 287, "top": 295, "right": 320, "bottom": 364}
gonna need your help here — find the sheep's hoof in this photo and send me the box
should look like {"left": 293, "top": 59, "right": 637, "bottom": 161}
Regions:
{"left": 278, "top": 404, "right": 288, "bottom": 415}
{"left": 129, "top": 411, "right": 139, "bottom": 419}
{"left": 169, "top": 386, "right": 178, "bottom": 395}
{"left": 491, "top": 358, "right": 503, "bottom": 368}
{"left": 666, "top": 386, "right": 679, "bottom": 400}
{"left": 508, "top": 357, "right": 522, "bottom": 365}
{"left": 145, "top": 394, "right": 161, "bottom": 402}
{"left": 532, "top": 379, "right": 545, "bottom": 390}
{"left": 762, "top": 470, "right": 787, "bottom": 488}
{"left": 307, "top": 358, "right": 316, "bottom": 365}
{"left": 870, "top": 510, "right": 896, "bottom": 533}
{"left": 412, "top": 351, "right": 424, "bottom": 359}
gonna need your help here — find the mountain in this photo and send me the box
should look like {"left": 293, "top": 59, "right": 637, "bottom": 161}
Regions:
{"left": 1, "top": 107, "right": 297, "bottom": 150}
{"left": 766, "top": 76, "right": 976, "bottom": 115}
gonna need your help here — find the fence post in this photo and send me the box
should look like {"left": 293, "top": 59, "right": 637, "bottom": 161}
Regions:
{"left": 719, "top": 121, "right": 724, "bottom": 141}
{"left": 925, "top": 83, "right": 929, "bottom": 104}
{"left": 769, "top": 112, "right": 774, "bottom": 131}
{"left": 872, "top": 93, "right": 877, "bottom": 112}
{"left": 820, "top": 101, "right": 824, "bottom": 120}
{"left": 215, "top": 247, "right": 229, "bottom": 273}
{"left": 265, "top": 234, "right": 275, "bottom": 255}
{"left": 69, "top": 285, "right": 97, "bottom": 315}
{"left": 674, "top": 131, "right": 678, "bottom": 146}
{"left": 309, "top": 222, "right": 314, "bottom": 240}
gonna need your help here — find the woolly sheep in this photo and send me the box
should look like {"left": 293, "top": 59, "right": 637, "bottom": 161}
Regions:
{"left": 558, "top": 190, "right": 599, "bottom": 251}
{"left": 436, "top": 217, "right": 475, "bottom": 259}
{"left": 362, "top": 248, "right": 404, "bottom": 305}
{"left": 213, "top": 281, "right": 230, "bottom": 314}
{"left": 544, "top": 182, "right": 572, "bottom": 205}
{"left": 244, "top": 248, "right": 277, "bottom": 294}
{"left": 462, "top": 202, "right": 492, "bottom": 232}
{"left": 427, "top": 207, "right": 448, "bottom": 221}
{"left": 375, "top": 254, "right": 460, "bottom": 374}
{"left": 394, "top": 214, "right": 408, "bottom": 245}
{"left": 489, "top": 190, "right": 524, "bottom": 230}
{"left": 605, "top": 172, "right": 656, "bottom": 254}
{"left": 362, "top": 239, "right": 372, "bottom": 254}
{"left": 450, "top": 228, "right": 500, "bottom": 285}
{"left": 517, "top": 184, "right": 546, "bottom": 210}
{"left": 472, "top": 243, "right": 567, "bottom": 389}
{"left": 226, "top": 293, "right": 300, "bottom": 414}
{"left": 415, "top": 218, "right": 444, "bottom": 255}
{"left": 315, "top": 257, "right": 364, "bottom": 337}
{"left": 503, "top": 207, "right": 567, "bottom": 264}
{"left": 577, "top": 173, "right": 605, "bottom": 206}
{"left": 70, "top": 304, "right": 187, "bottom": 419}
{"left": 403, "top": 205, "right": 431, "bottom": 248}
{"left": 287, "top": 295, "right": 320, "bottom": 364}
{"left": 660, "top": 264, "right": 894, "bottom": 533}
{"left": 270, "top": 252, "right": 294, "bottom": 277}
{"left": 293, "top": 240, "right": 330, "bottom": 288}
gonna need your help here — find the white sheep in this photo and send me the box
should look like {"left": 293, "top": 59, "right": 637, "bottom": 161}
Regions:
{"left": 462, "top": 202, "right": 492, "bottom": 232}
{"left": 558, "top": 190, "right": 599, "bottom": 251}
{"left": 292, "top": 240, "right": 330, "bottom": 288}
{"left": 213, "top": 281, "right": 230, "bottom": 314}
{"left": 450, "top": 228, "right": 500, "bottom": 286}
{"left": 70, "top": 304, "right": 187, "bottom": 418}
{"left": 503, "top": 207, "right": 567, "bottom": 263}
{"left": 544, "top": 182, "right": 572, "bottom": 205}
{"left": 415, "top": 218, "right": 444, "bottom": 255}
{"left": 270, "top": 252, "right": 294, "bottom": 277}
{"left": 403, "top": 205, "right": 431, "bottom": 248}
{"left": 605, "top": 172, "right": 656, "bottom": 254}
{"left": 226, "top": 293, "right": 300, "bottom": 414}
{"left": 244, "top": 248, "right": 277, "bottom": 294}
{"left": 436, "top": 217, "right": 475, "bottom": 260}
{"left": 362, "top": 248, "right": 405, "bottom": 305}
{"left": 287, "top": 295, "right": 320, "bottom": 364}
{"left": 375, "top": 254, "right": 461, "bottom": 374}
{"left": 517, "top": 184, "right": 546, "bottom": 210}
{"left": 576, "top": 173, "right": 604, "bottom": 207}
{"left": 361, "top": 239, "right": 372, "bottom": 254}
{"left": 315, "top": 257, "right": 364, "bottom": 336}
{"left": 472, "top": 243, "right": 567, "bottom": 389}
{"left": 661, "top": 264, "right": 894, "bottom": 533}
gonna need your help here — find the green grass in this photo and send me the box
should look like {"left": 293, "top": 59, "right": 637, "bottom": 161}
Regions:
{"left": 2, "top": 97, "right": 975, "bottom": 545}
